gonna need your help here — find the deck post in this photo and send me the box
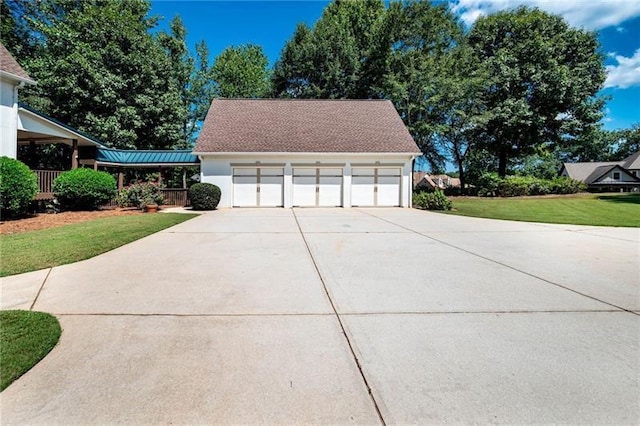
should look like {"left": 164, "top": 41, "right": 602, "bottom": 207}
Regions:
{"left": 118, "top": 170, "right": 124, "bottom": 190}
{"left": 71, "top": 139, "right": 78, "bottom": 169}
{"left": 182, "top": 168, "right": 187, "bottom": 189}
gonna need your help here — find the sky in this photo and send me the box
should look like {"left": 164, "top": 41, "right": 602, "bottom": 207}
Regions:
{"left": 149, "top": 0, "right": 640, "bottom": 131}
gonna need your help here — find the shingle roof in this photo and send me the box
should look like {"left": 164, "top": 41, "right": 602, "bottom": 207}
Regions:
{"left": 194, "top": 99, "right": 421, "bottom": 154}
{"left": 562, "top": 162, "right": 619, "bottom": 182}
{"left": 0, "top": 42, "right": 36, "bottom": 84}
{"left": 96, "top": 148, "right": 199, "bottom": 165}
{"left": 622, "top": 151, "right": 640, "bottom": 170}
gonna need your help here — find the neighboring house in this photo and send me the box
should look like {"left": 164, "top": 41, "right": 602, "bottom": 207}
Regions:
{"left": 413, "top": 172, "right": 461, "bottom": 191}
{"left": 560, "top": 151, "right": 640, "bottom": 192}
{"left": 194, "top": 99, "right": 421, "bottom": 208}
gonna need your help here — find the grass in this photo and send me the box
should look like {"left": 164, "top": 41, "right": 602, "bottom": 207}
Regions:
{"left": 0, "top": 213, "right": 197, "bottom": 277}
{"left": 445, "top": 193, "right": 640, "bottom": 227}
{"left": 0, "top": 310, "right": 62, "bottom": 391}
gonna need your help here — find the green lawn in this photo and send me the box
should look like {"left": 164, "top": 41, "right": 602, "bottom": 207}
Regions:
{"left": 445, "top": 193, "right": 640, "bottom": 227}
{"left": 0, "top": 310, "right": 62, "bottom": 391}
{"left": 0, "top": 213, "right": 197, "bottom": 277}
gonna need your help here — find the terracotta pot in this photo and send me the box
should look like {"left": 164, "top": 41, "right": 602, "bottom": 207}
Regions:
{"left": 144, "top": 203, "right": 159, "bottom": 213}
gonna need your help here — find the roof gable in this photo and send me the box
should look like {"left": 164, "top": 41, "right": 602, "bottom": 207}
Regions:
{"left": 194, "top": 99, "right": 421, "bottom": 154}
{"left": 586, "top": 164, "right": 640, "bottom": 184}
{"left": 0, "top": 42, "right": 36, "bottom": 84}
{"left": 622, "top": 151, "right": 640, "bottom": 170}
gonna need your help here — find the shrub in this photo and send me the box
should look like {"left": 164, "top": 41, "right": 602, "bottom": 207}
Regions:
{"left": 473, "top": 173, "right": 585, "bottom": 197}
{"left": 117, "top": 182, "right": 164, "bottom": 209}
{"left": 53, "top": 168, "right": 116, "bottom": 210}
{"left": 0, "top": 157, "right": 38, "bottom": 218}
{"left": 189, "top": 183, "right": 221, "bottom": 210}
{"left": 413, "top": 190, "right": 452, "bottom": 211}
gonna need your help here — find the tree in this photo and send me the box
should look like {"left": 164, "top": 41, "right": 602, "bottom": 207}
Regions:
{"left": 468, "top": 6, "right": 606, "bottom": 176}
{"left": 9, "top": 0, "right": 185, "bottom": 150}
{"left": 378, "top": 1, "right": 464, "bottom": 173}
{"left": 158, "top": 17, "right": 215, "bottom": 145}
{"left": 272, "top": 0, "right": 385, "bottom": 99}
{"left": 612, "top": 124, "right": 640, "bottom": 159}
{"left": 212, "top": 44, "right": 270, "bottom": 98}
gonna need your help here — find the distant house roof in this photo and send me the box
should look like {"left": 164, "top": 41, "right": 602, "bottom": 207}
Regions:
{"left": 96, "top": 148, "right": 199, "bottom": 166}
{"left": 622, "top": 151, "right": 640, "bottom": 170}
{"left": 194, "top": 99, "right": 421, "bottom": 154}
{"left": 0, "top": 42, "right": 36, "bottom": 85}
{"left": 562, "top": 161, "right": 620, "bottom": 182}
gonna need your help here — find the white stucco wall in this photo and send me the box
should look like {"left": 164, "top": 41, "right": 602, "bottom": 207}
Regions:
{"left": 199, "top": 153, "right": 416, "bottom": 208}
{"left": 0, "top": 79, "right": 18, "bottom": 158}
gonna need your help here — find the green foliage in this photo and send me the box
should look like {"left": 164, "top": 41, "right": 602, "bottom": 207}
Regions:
{"left": 212, "top": 44, "right": 271, "bottom": 98}
{"left": 0, "top": 310, "right": 61, "bottom": 391}
{"left": 475, "top": 173, "right": 585, "bottom": 197}
{"left": 468, "top": 6, "right": 606, "bottom": 176}
{"left": 189, "top": 183, "right": 221, "bottom": 210}
{"left": 272, "top": 0, "right": 385, "bottom": 98}
{"left": 413, "top": 190, "right": 452, "bottom": 211}
{"left": 0, "top": 213, "right": 197, "bottom": 277}
{"left": 117, "top": 182, "right": 164, "bottom": 209}
{"left": 13, "top": 0, "right": 186, "bottom": 150}
{"left": 53, "top": 168, "right": 116, "bottom": 211}
{"left": 0, "top": 157, "right": 38, "bottom": 218}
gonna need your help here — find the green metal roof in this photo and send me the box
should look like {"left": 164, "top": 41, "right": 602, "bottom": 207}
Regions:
{"left": 96, "top": 148, "right": 199, "bottom": 165}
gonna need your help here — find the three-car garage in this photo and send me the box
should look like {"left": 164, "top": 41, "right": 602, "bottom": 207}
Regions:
{"left": 229, "top": 164, "right": 405, "bottom": 208}
{"left": 195, "top": 99, "right": 421, "bottom": 209}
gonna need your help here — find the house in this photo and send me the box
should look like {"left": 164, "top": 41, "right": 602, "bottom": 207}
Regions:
{"left": 413, "top": 172, "right": 461, "bottom": 191}
{"left": 560, "top": 151, "right": 640, "bottom": 192}
{"left": 194, "top": 99, "right": 421, "bottom": 208}
{"left": 0, "top": 42, "right": 198, "bottom": 201}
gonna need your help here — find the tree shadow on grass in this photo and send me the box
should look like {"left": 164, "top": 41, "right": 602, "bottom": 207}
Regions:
{"left": 597, "top": 194, "right": 640, "bottom": 205}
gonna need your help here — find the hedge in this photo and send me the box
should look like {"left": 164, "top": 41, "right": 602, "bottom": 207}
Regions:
{"left": 189, "top": 183, "right": 221, "bottom": 210}
{"left": 53, "top": 168, "right": 117, "bottom": 210}
{"left": 0, "top": 157, "right": 38, "bottom": 218}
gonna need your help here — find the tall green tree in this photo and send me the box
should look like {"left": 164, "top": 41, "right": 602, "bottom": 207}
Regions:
{"left": 158, "top": 17, "right": 215, "bottom": 145}
{"left": 9, "top": 0, "right": 185, "bottom": 150}
{"left": 272, "top": 0, "right": 385, "bottom": 98}
{"left": 378, "top": 1, "right": 464, "bottom": 172}
{"left": 211, "top": 44, "right": 270, "bottom": 98}
{"left": 468, "top": 6, "right": 606, "bottom": 176}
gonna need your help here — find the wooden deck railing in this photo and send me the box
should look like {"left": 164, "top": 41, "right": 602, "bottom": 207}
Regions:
{"left": 33, "top": 170, "right": 190, "bottom": 207}
{"left": 34, "top": 170, "right": 62, "bottom": 200}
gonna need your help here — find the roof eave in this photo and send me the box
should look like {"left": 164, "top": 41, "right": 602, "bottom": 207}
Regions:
{"left": 0, "top": 70, "right": 36, "bottom": 86}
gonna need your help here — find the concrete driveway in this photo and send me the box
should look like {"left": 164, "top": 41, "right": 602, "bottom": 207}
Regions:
{"left": 1, "top": 208, "right": 638, "bottom": 424}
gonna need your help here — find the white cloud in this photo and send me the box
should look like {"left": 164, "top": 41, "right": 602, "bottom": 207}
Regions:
{"left": 605, "top": 48, "right": 640, "bottom": 89}
{"left": 451, "top": 0, "right": 640, "bottom": 30}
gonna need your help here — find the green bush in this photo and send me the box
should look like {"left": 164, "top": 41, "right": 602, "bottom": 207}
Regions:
{"left": 189, "top": 183, "right": 221, "bottom": 210}
{"left": 117, "top": 182, "right": 164, "bottom": 209}
{"left": 0, "top": 157, "right": 38, "bottom": 218}
{"left": 413, "top": 190, "right": 452, "bottom": 211}
{"left": 473, "top": 173, "right": 585, "bottom": 197}
{"left": 53, "top": 168, "right": 116, "bottom": 210}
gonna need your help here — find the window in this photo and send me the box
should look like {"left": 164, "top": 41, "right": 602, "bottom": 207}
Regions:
{"left": 613, "top": 172, "right": 621, "bottom": 180}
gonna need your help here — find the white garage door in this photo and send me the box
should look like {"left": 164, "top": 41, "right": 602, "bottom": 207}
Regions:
{"left": 351, "top": 167, "right": 401, "bottom": 207}
{"left": 233, "top": 168, "right": 284, "bottom": 207}
{"left": 293, "top": 168, "right": 343, "bottom": 207}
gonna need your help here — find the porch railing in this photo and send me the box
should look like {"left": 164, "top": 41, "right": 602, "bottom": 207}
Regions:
{"left": 33, "top": 170, "right": 190, "bottom": 207}
{"left": 34, "top": 170, "right": 62, "bottom": 200}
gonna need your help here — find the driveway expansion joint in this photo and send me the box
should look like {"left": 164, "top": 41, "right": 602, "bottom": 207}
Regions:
{"left": 292, "top": 209, "right": 387, "bottom": 426}
{"left": 29, "top": 267, "right": 52, "bottom": 311}
{"left": 359, "top": 209, "right": 639, "bottom": 317}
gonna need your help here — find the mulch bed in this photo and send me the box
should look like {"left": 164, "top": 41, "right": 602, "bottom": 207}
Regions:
{"left": 0, "top": 208, "right": 143, "bottom": 235}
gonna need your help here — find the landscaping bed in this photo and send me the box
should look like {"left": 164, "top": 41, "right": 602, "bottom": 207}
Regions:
{"left": 0, "top": 208, "right": 142, "bottom": 235}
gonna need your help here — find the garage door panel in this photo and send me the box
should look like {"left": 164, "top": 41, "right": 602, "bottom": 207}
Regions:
{"left": 377, "top": 168, "right": 401, "bottom": 176}
{"left": 233, "top": 176, "right": 258, "bottom": 207}
{"left": 260, "top": 176, "right": 284, "bottom": 207}
{"left": 377, "top": 177, "right": 401, "bottom": 206}
{"left": 351, "top": 175, "right": 375, "bottom": 206}
{"left": 293, "top": 175, "right": 316, "bottom": 206}
{"left": 318, "top": 176, "right": 342, "bottom": 206}
{"left": 352, "top": 168, "right": 374, "bottom": 176}
{"left": 233, "top": 168, "right": 257, "bottom": 176}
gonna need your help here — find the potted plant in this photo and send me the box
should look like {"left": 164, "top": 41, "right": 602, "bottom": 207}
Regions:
{"left": 117, "top": 181, "right": 165, "bottom": 212}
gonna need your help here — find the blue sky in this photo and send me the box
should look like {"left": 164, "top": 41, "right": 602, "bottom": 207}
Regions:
{"left": 150, "top": 1, "right": 640, "bottom": 131}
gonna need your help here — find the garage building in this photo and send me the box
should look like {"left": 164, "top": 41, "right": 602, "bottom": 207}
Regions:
{"left": 194, "top": 99, "right": 421, "bottom": 208}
